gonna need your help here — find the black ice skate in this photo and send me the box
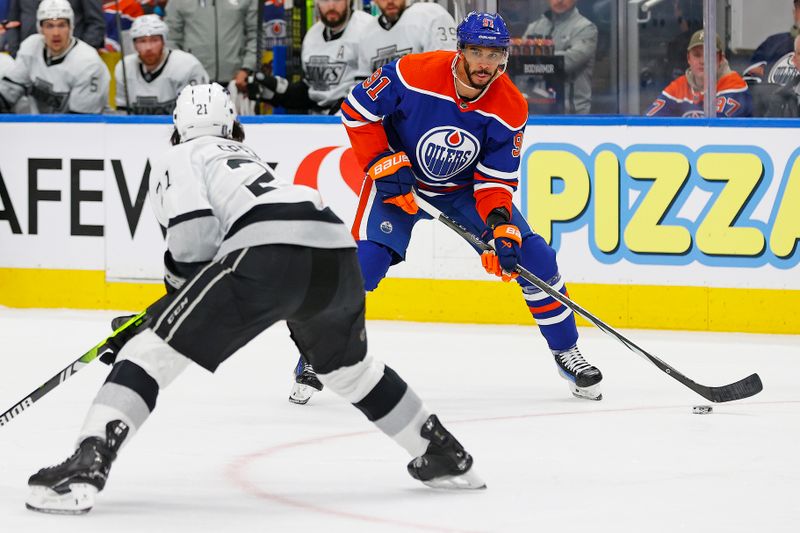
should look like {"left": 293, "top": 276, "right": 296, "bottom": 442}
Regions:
{"left": 553, "top": 345, "right": 603, "bottom": 400}
{"left": 26, "top": 420, "right": 129, "bottom": 514}
{"left": 407, "top": 414, "right": 486, "bottom": 490}
{"left": 288, "top": 357, "right": 323, "bottom": 405}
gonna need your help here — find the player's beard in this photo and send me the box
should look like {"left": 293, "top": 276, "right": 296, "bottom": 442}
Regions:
{"left": 320, "top": 6, "right": 349, "bottom": 29}
{"left": 380, "top": 0, "right": 405, "bottom": 23}
{"left": 463, "top": 61, "right": 500, "bottom": 90}
{"left": 140, "top": 48, "right": 164, "bottom": 69}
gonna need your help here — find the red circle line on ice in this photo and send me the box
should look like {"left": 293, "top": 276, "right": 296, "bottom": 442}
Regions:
{"left": 225, "top": 400, "right": 799, "bottom": 531}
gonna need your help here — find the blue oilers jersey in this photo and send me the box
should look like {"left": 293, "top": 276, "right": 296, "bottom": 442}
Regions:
{"left": 340, "top": 50, "right": 528, "bottom": 220}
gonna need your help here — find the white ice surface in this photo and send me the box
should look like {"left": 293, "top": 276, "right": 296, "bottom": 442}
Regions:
{"left": 0, "top": 308, "right": 797, "bottom": 532}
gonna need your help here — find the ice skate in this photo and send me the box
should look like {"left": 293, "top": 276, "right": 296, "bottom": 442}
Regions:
{"left": 288, "top": 357, "right": 323, "bottom": 405}
{"left": 26, "top": 420, "right": 128, "bottom": 514}
{"left": 553, "top": 345, "right": 603, "bottom": 400}
{"left": 407, "top": 414, "right": 486, "bottom": 490}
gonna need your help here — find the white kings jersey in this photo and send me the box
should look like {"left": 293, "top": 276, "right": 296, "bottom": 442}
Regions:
{"left": 115, "top": 49, "right": 209, "bottom": 114}
{"left": 0, "top": 54, "right": 30, "bottom": 113}
{"left": 358, "top": 2, "right": 457, "bottom": 74}
{"left": 0, "top": 53, "right": 13, "bottom": 78}
{"left": 301, "top": 10, "right": 373, "bottom": 108}
{"left": 0, "top": 35, "right": 109, "bottom": 113}
{"left": 149, "top": 135, "right": 355, "bottom": 267}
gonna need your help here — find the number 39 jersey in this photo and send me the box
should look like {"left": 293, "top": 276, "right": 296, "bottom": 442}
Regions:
{"left": 149, "top": 136, "right": 355, "bottom": 265}
{"left": 358, "top": 3, "right": 457, "bottom": 73}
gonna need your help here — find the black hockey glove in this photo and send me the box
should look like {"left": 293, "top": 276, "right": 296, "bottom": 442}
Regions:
{"left": 99, "top": 313, "right": 151, "bottom": 365}
{"left": 99, "top": 293, "right": 174, "bottom": 365}
{"left": 163, "top": 250, "right": 209, "bottom": 294}
{"left": 247, "top": 71, "right": 289, "bottom": 102}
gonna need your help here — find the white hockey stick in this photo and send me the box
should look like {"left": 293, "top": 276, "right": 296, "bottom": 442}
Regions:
{"left": 412, "top": 192, "right": 762, "bottom": 403}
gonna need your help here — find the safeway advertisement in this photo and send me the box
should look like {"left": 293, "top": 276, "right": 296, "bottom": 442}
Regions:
{"left": 0, "top": 118, "right": 797, "bottom": 289}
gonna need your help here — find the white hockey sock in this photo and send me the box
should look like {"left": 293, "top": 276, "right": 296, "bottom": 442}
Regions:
{"left": 319, "top": 357, "right": 431, "bottom": 458}
{"left": 77, "top": 329, "right": 191, "bottom": 447}
{"left": 375, "top": 392, "right": 431, "bottom": 458}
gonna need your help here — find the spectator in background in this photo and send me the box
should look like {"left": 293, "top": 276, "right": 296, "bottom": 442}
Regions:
{"left": 115, "top": 14, "right": 208, "bottom": 114}
{"left": 165, "top": 0, "right": 256, "bottom": 91}
{"left": 744, "top": 0, "right": 800, "bottom": 83}
{"left": 101, "top": 0, "right": 142, "bottom": 53}
{"left": 247, "top": 0, "right": 371, "bottom": 116}
{"left": 663, "top": 0, "right": 702, "bottom": 83}
{"left": 358, "top": 0, "right": 457, "bottom": 74}
{"left": 0, "top": 0, "right": 109, "bottom": 113}
{"left": 750, "top": 35, "right": 800, "bottom": 117}
{"left": 646, "top": 30, "right": 752, "bottom": 118}
{"left": 5, "top": 0, "right": 105, "bottom": 55}
{"left": 0, "top": 0, "right": 11, "bottom": 50}
{"left": 522, "top": 0, "right": 597, "bottom": 114}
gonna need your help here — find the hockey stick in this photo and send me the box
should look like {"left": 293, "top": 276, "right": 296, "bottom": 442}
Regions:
{"left": 413, "top": 193, "right": 763, "bottom": 403}
{"left": 0, "top": 311, "right": 148, "bottom": 427}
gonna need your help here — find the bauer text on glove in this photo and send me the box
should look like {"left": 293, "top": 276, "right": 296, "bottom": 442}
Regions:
{"left": 368, "top": 151, "right": 419, "bottom": 215}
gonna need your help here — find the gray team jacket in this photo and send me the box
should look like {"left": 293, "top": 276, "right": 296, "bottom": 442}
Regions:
{"left": 165, "top": 0, "right": 258, "bottom": 84}
{"left": 523, "top": 7, "right": 597, "bottom": 114}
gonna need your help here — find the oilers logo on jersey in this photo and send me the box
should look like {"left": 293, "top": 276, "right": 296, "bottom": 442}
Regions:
{"left": 305, "top": 55, "right": 347, "bottom": 91}
{"left": 416, "top": 127, "right": 480, "bottom": 181}
{"left": 766, "top": 52, "right": 799, "bottom": 85}
{"left": 369, "top": 44, "right": 413, "bottom": 71}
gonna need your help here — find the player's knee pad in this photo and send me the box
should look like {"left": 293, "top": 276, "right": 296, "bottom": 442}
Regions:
{"left": 357, "top": 240, "right": 393, "bottom": 291}
{"left": 116, "top": 329, "right": 192, "bottom": 390}
{"left": 316, "top": 355, "right": 385, "bottom": 403}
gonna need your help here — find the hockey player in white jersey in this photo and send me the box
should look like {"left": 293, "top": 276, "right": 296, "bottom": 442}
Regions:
{"left": 0, "top": 53, "right": 29, "bottom": 112}
{"left": 0, "top": 0, "right": 109, "bottom": 114}
{"left": 24, "top": 83, "right": 484, "bottom": 515}
{"left": 284, "top": 0, "right": 455, "bottom": 404}
{"left": 115, "top": 15, "right": 208, "bottom": 115}
{"left": 358, "top": 0, "right": 457, "bottom": 73}
{"left": 247, "top": 0, "right": 371, "bottom": 113}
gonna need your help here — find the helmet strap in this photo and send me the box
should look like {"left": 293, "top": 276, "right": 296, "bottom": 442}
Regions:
{"left": 452, "top": 50, "right": 506, "bottom": 99}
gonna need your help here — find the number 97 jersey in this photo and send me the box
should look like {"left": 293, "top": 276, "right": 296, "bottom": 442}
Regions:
{"left": 149, "top": 136, "right": 355, "bottom": 265}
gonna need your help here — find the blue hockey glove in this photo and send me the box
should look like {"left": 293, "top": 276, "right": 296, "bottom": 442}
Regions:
{"left": 367, "top": 151, "right": 418, "bottom": 214}
{"left": 481, "top": 209, "right": 522, "bottom": 282}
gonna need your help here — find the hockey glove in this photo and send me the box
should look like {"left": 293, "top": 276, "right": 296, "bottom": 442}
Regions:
{"left": 163, "top": 250, "right": 209, "bottom": 294}
{"left": 247, "top": 71, "right": 289, "bottom": 102}
{"left": 99, "top": 313, "right": 150, "bottom": 365}
{"left": 368, "top": 151, "right": 419, "bottom": 215}
{"left": 481, "top": 210, "right": 522, "bottom": 282}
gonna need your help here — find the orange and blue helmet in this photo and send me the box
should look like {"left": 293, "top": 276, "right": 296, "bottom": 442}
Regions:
{"left": 456, "top": 11, "right": 510, "bottom": 49}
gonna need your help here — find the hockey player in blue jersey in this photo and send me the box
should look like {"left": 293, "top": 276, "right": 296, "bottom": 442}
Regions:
{"left": 335, "top": 11, "right": 603, "bottom": 401}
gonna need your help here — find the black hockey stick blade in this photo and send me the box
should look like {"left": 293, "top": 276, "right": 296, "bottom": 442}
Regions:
{"left": 0, "top": 311, "right": 147, "bottom": 427}
{"left": 701, "top": 373, "right": 763, "bottom": 403}
{"left": 412, "top": 193, "right": 763, "bottom": 403}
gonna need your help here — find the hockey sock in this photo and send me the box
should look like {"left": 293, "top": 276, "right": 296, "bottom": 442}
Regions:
{"left": 353, "top": 366, "right": 431, "bottom": 457}
{"left": 78, "top": 329, "right": 191, "bottom": 446}
{"left": 521, "top": 274, "right": 578, "bottom": 350}
{"left": 318, "top": 358, "right": 430, "bottom": 457}
{"left": 77, "top": 361, "right": 156, "bottom": 446}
